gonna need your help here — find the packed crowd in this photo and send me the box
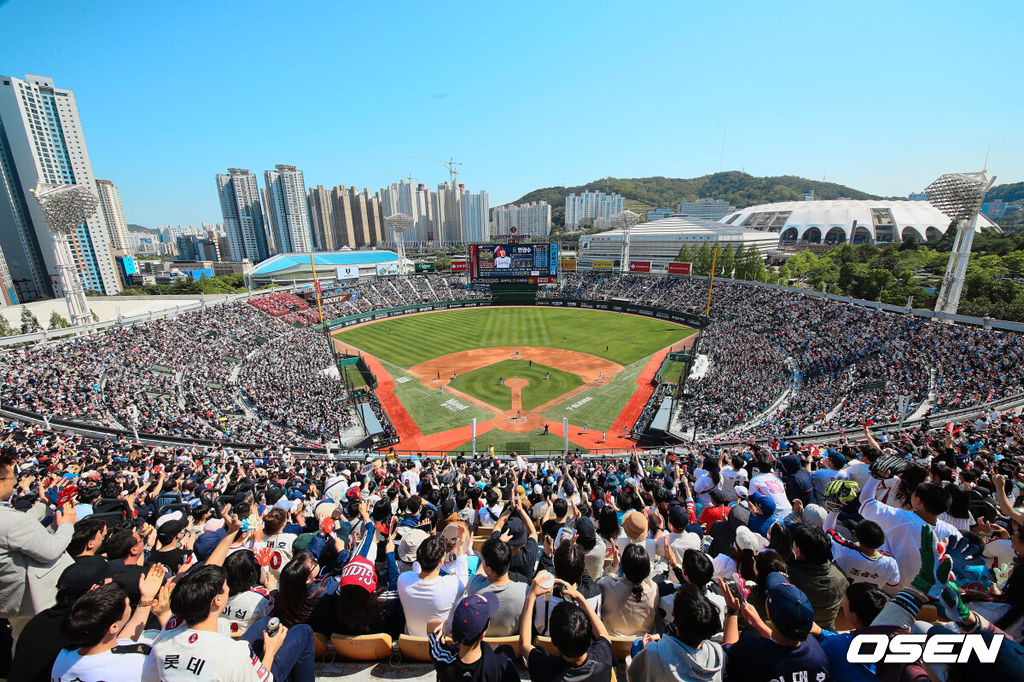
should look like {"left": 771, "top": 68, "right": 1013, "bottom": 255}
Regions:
{"left": 546, "top": 274, "right": 1024, "bottom": 437}
{"left": 1, "top": 406, "right": 1023, "bottom": 681}
{"left": 0, "top": 275, "right": 482, "bottom": 448}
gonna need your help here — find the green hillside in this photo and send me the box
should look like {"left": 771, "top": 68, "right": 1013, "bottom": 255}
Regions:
{"left": 986, "top": 182, "right": 1024, "bottom": 204}
{"left": 512, "top": 171, "right": 879, "bottom": 230}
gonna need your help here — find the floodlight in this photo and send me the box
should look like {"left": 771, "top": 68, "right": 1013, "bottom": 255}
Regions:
{"left": 29, "top": 183, "right": 99, "bottom": 327}
{"left": 384, "top": 212, "right": 415, "bottom": 275}
{"left": 613, "top": 210, "right": 639, "bottom": 273}
{"left": 926, "top": 172, "right": 996, "bottom": 317}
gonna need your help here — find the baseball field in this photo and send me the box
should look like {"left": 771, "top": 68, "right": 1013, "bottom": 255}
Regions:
{"left": 332, "top": 307, "right": 695, "bottom": 454}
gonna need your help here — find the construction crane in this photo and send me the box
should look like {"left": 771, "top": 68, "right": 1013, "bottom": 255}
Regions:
{"left": 386, "top": 172, "right": 420, "bottom": 184}
{"left": 417, "top": 156, "right": 462, "bottom": 188}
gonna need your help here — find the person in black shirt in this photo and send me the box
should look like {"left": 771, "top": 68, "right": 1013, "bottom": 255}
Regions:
{"left": 490, "top": 499, "right": 538, "bottom": 584}
{"left": 149, "top": 517, "right": 191, "bottom": 572}
{"left": 103, "top": 527, "right": 149, "bottom": 605}
{"left": 520, "top": 572, "right": 614, "bottom": 682}
{"left": 428, "top": 592, "right": 519, "bottom": 682}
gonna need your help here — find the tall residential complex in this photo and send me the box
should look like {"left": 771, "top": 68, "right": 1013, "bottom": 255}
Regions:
{"left": 460, "top": 188, "right": 490, "bottom": 243}
{"left": 491, "top": 201, "right": 551, "bottom": 239}
{"left": 307, "top": 185, "right": 335, "bottom": 250}
{"left": 216, "top": 168, "right": 270, "bottom": 262}
{"left": 380, "top": 180, "right": 435, "bottom": 244}
{"left": 564, "top": 191, "right": 625, "bottom": 230}
{"left": 95, "top": 178, "right": 132, "bottom": 254}
{"left": 0, "top": 74, "right": 122, "bottom": 301}
{"left": 264, "top": 164, "right": 313, "bottom": 253}
{"left": 676, "top": 198, "right": 736, "bottom": 221}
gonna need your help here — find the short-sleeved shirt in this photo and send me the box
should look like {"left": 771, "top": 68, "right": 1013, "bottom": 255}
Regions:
{"left": 141, "top": 625, "right": 271, "bottom": 681}
{"left": 461, "top": 575, "right": 527, "bottom": 636}
{"left": 725, "top": 630, "right": 830, "bottom": 682}
{"left": 218, "top": 587, "right": 274, "bottom": 638}
{"left": 51, "top": 639, "right": 148, "bottom": 682}
{"left": 528, "top": 637, "right": 614, "bottom": 682}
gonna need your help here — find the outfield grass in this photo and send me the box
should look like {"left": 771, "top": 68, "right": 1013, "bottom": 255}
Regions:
{"left": 447, "top": 359, "right": 582, "bottom": 412}
{"left": 378, "top": 359, "right": 492, "bottom": 435}
{"left": 541, "top": 354, "right": 652, "bottom": 431}
{"left": 333, "top": 307, "right": 693, "bottom": 368}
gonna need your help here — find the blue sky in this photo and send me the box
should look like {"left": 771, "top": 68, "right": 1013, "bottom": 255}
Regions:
{"left": 1, "top": 1, "right": 1020, "bottom": 227}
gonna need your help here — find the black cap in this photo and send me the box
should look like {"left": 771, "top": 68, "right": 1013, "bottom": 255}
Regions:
{"left": 574, "top": 516, "right": 596, "bottom": 543}
{"left": 58, "top": 556, "right": 115, "bottom": 596}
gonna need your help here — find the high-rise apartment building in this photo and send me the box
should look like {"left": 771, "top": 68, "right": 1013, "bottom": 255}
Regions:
{"left": 564, "top": 191, "right": 625, "bottom": 230}
{"left": 264, "top": 165, "right": 313, "bottom": 253}
{"left": 307, "top": 185, "right": 334, "bottom": 250}
{"left": 0, "top": 74, "right": 122, "bottom": 300}
{"left": 216, "top": 168, "right": 270, "bottom": 262}
{"left": 435, "top": 182, "right": 464, "bottom": 244}
{"left": 460, "top": 188, "right": 490, "bottom": 243}
{"left": 491, "top": 201, "right": 551, "bottom": 239}
{"left": 260, "top": 187, "right": 278, "bottom": 254}
{"left": 676, "top": 198, "right": 736, "bottom": 221}
{"left": 95, "top": 178, "right": 132, "bottom": 254}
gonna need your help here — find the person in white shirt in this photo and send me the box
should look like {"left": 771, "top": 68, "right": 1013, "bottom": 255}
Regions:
{"left": 397, "top": 535, "right": 469, "bottom": 636}
{"left": 822, "top": 511, "right": 900, "bottom": 588}
{"left": 219, "top": 550, "right": 274, "bottom": 638}
{"left": 51, "top": 581, "right": 157, "bottom": 682}
{"left": 142, "top": 565, "right": 287, "bottom": 681}
{"left": 858, "top": 471, "right": 961, "bottom": 591}
{"left": 748, "top": 471, "right": 793, "bottom": 518}
{"left": 477, "top": 490, "right": 504, "bottom": 527}
{"left": 259, "top": 508, "right": 297, "bottom": 580}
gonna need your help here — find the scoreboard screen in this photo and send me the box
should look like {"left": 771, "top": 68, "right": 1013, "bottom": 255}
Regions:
{"left": 469, "top": 243, "right": 559, "bottom": 283}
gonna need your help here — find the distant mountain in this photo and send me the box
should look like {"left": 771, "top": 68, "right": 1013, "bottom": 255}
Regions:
{"left": 986, "top": 182, "right": 1024, "bottom": 204}
{"left": 128, "top": 223, "right": 158, "bottom": 235}
{"left": 511, "top": 171, "right": 880, "bottom": 229}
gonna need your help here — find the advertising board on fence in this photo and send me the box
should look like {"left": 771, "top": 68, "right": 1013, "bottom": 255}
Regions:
{"left": 592, "top": 260, "right": 614, "bottom": 270}
{"left": 629, "top": 261, "right": 651, "bottom": 273}
{"left": 560, "top": 259, "right": 577, "bottom": 271}
{"left": 336, "top": 266, "right": 359, "bottom": 280}
{"left": 375, "top": 263, "right": 400, "bottom": 276}
{"left": 668, "top": 262, "right": 692, "bottom": 275}
{"left": 451, "top": 261, "right": 468, "bottom": 272}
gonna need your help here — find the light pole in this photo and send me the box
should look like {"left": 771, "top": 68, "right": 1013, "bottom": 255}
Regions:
{"left": 29, "top": 183, "right": 100, "bottom": 327}
{"left": 926, "top": 171, "right": 995, "bottom": 318}
{"left": 385, "top": 213, "right": 415, "bottom": 274}
{"left": 613, "top": 210, "right": 639, "bottom": 273}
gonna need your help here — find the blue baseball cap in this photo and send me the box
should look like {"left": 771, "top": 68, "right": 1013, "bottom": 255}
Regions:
{"left": 765, "top": 572, "right": 815, "bottom": 640}
{"left": 451, "top": 592, "right": 499, "bottom": 642}
{"left": 193, "top": 529, "right": 226, "bottom": 561}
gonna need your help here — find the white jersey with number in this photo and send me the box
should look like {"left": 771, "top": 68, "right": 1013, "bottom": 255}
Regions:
{"left": 748, "top": 473, "right": 793, "bottom": 517}
{"left": 826, "top": 530, "right": 901, "bottom": 588}
{"left": 142, "top": 622, "right": 271, "bottom": 682}
{"left": 218, "top": 586, "right": 274, "bottom": 638}
{"left": 261, "top": 533, "right": 297, "bottom": 578}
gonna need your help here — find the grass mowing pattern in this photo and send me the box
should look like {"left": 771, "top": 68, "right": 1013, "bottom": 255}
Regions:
{"left": 378, "top": 359, "right": 492, "bottom": 435}
{"left": 541, "top": 355, "right": 651, "bottom": 431}
{"left": 333, "top": 307, "right": 693, "bottom": 368}
{"left": 447, "top": 359, "right": 582, "bottom": 412}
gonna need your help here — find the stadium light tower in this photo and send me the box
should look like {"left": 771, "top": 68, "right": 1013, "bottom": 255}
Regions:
{"left": 613, "top": 210, "right": 639, "bottom": 273}
{"left": 926, "top": 171, "right": 996, "bottom": 317}
{"left": 384, "top": 213, "right": 415, "bottom": 274}
{"left": 29, "top": 183, "right": 99, "bottom": 327}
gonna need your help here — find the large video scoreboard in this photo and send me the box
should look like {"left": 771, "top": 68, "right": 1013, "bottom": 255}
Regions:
{"left": 468, "top": 243, "right": 559, "bottom": 283}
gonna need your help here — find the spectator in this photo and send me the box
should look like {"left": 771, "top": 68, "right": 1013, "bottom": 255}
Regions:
{"left": 458, "top": 537, "right": 527, "bottom": 636}
{"left": 520, "top": 573, "right": 614, "bottom": 682}
{"left": 824, "top": 516, "right": 900, "bottom": 588}
{"left": 428, "top": 593, "right": 519, "bottom": 682}
{"left": 0, "top": 454, "right": 75, "bottom": 638}
{"left": 786, "top": 525, "right": 849, "bottom": 630}
{"left": 629, "top": 583, "right": 724, "bottom": 681}
{"left": 398, "top": 535, "right": 468, "bottom": 636}
{"left": 599, "top": 543, "right": 659, "bottom": 636}
{"left": 816, "top": 582, "right": 889, "bottom": 682}
{"left": 51, "top": 582, "right": 148, "bottom": 681}
{"left": 219, "top": 550, "right": 273, "bottom": 638}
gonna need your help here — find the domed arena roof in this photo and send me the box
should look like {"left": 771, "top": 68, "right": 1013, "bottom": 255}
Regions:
{"left": 719, "top": 199, "right": 998, "bottom": 246}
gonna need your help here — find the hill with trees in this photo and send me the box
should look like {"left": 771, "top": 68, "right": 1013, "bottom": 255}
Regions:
{"left": 986, "top": 181, "right": 1024, "bottom": 204}
{"left": 511, "top": 171, "right": 880, "bottom": 229}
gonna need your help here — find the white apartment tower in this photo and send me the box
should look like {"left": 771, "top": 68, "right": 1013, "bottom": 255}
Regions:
{"left": 564, "top": 191, "right": 625, "bottom": 230}
{"left": 0, "top": 74, "right": 122, "bottom": 300}
{"left": 216, "top": 169, "right": 270, "bottom": 261}
{"left": 264, "top": 164, "right": 314, "bottom": 253}
{"left": 460, "top": 188, "right": 490, "bottom": 243}
{"left": 95, "top": 178, "right": 132, "bottom": 254}
{"left": 492, "top": 201, "right": 551, "bottom": 239}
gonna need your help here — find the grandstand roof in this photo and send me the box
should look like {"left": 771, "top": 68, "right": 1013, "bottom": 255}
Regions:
{"left": 250, "top": 250, "right": 399, "bottom": 277}
{"left": 719, "top": 199, "right": 999, "bottom": 246}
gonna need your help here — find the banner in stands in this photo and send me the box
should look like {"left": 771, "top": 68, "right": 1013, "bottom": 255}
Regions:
{"left": 451, "top": 261, "right": 468, "bottom": 272}
{"left": 336, "top": 266, "right": 359, "bottom": 280}
{"left": 668, "top": 262, "right": 692, "bottom": 275}
{"left": 629, "top": 261, "right": 651, "bottom": 273}
{"left": 375, "top": 263, "right": 400, "bottom": 276}
{"left": 592, "top": 260, "right": 614, "bottom": 270}
{"left": 560, "top": 259, "right": 577, "bottom": 271}
{"left": 414, "top": 262, "right": 436, "bottom": 272}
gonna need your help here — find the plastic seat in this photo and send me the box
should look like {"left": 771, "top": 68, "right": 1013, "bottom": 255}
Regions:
{"left": 398, "top": 634, "right": 432, "bottom": 662}
{"left": 482, "top": 635, "right": 520, "bottom": 658}
{"left": 313, "top": 632, "right": 329, "bottom": 659}
{"left": 331, "top": 633, "right": 394, "bottom": 661}
{"left": 609, "top": 635, "right": 657, "bottom": 661}
{"left": 535, "top": 636, "right": 559, "bottom": 656}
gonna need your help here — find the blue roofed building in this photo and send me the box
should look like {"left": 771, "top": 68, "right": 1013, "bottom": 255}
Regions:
{"left": 247, "top": 249, "right": 404, "bottom": 285}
